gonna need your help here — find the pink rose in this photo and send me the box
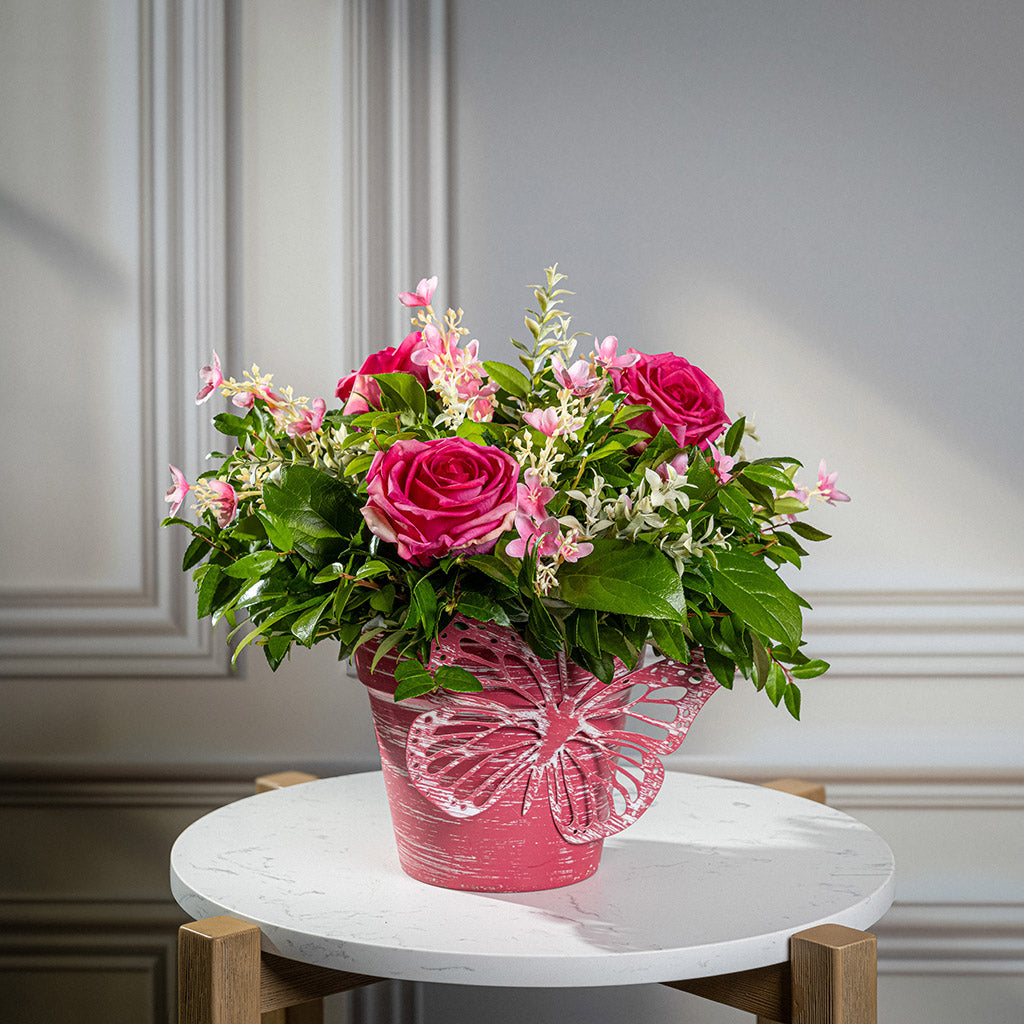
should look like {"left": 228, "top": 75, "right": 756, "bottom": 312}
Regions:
{"left": 611, "top": 351, "right": 728, "bottom": 448}
{"left": 336, "top": 332, "right": 431, "bottom": 414}
{"left": 362, "top": 437, "right": 519, "bottom": 566}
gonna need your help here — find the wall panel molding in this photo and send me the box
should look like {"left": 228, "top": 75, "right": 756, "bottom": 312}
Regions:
{"left": 340, "top": 0, "right": 450, "bottom": 363}
{"left": 804, "top": 588, "right": 1024, "bottom": 677}
{"left": 0, "top": 0, "right": 230, "bottom": 678}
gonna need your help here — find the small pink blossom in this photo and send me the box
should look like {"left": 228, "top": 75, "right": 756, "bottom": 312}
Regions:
{"left": 505, "top": 514, "right": 560, "bottom": 559}
{"left": 465, "top": 381, "right": 499, "bottom": 422}
{"left": 286, "top": 398, "right": 327, "bottom": 437}
{"left": 656, "top": 453, "right": 690, "bottom": 481}
{"left": 558, "top": 530, "right": 594, "bottom": 563}
{"left": 398, "top": 276, "right": 438, "bottom": 308}
{"left": 195, "top": 352, "right": 223, "bottom": 404}
{"left": 232, "top": 392, "right": 255, "bottom": 410}
{"left": 551, "top": 355, "right": 600, "bottom": 396}
{"left": 523, "top": 407, "right": 562, "bottom": 436}
{"left": 164, "top": 465, "right": 191, "bottom": 516}
{"left": 517, "top": 469, "right": 555, "bottom": 520}
{"left": 409, "top": 324, "right": 460, "bottom": 372}
{"left": 208, "top": 479, "right": 238, "bottom": 528}
{"left": 709, "top": 445, "right": 735, "bottom": 483}
{"left": 594, "top": 336, "right": 641, "bottom": 369}
{"left": 816, "top": 460, "right": 850, "bottom": 504}
{"left": 523, "top": 406, "right": 584, "bottom": 437}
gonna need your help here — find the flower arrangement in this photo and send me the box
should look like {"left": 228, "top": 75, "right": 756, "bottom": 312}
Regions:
{"left": 164, "top": 267, "right": 848, "bottom": 716}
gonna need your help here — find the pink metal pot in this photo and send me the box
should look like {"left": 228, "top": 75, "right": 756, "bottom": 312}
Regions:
{"left": 355, "top": 616, "right": 719, "bottom": 893}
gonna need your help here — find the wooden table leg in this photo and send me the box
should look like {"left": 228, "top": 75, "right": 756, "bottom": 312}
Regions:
{"left": 179, "top": 916, "right": 261, "bottom": 1024}
{"left": 791, "top": 924, "right": 877, "bottom": 1024}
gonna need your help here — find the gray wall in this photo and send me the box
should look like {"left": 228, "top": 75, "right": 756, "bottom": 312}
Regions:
{"left": 1, "top": 1, "right": 1021, "bottom": 1021}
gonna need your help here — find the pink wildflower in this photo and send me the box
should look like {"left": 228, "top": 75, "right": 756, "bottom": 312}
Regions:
{"left": 816, "top": 460, "right": 850, "bottom": 504}
{"left": 164, "top": 465, "right": 191, "bottom": 517}
{"left": 398, "top": 276, "right": 438, "bottom": 308}
{"left": 505, "top": 514, "right": 560, "bottom": 559}
{"left": 232, "top": 392, "right": 255, "bottom": 410}
{"left": 466, "top": 381, "right": 499, "bottom": 422}
{"left": 709, "top": 445, "right": 736, "bottom": 484}
{"left": 410, "top": 324, "right": 460, "bottom": 374}
{"left": 195, "top": 352, "right": 223, "bottom": 404}
{"left": 558, "top": 530, "right": 594, "bottom": 563}
{"left": 523, "top": 407, "right": 562, "bottom": 436}
{"left": 208, "top": 479, "right": 238, "bottom": 528}
{"left": 517, "top": 469, "right": 555, "bottom": 520}
{"left": 594, "top": 336, "right": 641, "bottom": 369}
{"left": 656, "top": 452, "right": 690, "bottom": 481}
{"left": 286, "top": 398, "right": 327, "bottom": 437}
{"left": 551, "top": 355, "right": 600, "bottom": 396}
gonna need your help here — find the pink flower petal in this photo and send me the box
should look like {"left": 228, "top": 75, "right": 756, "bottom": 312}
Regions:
{"left": 398, "top": 275, "right": 438, "bottom": 308}
{"left": 195, "top": 352, "right": 223, "bottom": 405}
{"left": 164, "top": 464, "right": 191, "bottom": 516}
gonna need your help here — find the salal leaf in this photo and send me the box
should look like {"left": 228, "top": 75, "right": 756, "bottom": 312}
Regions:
{"left": 263, "top": 465, "right": 360, "bottom": 566}
{"left": 720, "top": 416, "right": 746, "bottom": 457}
{"left": 789, "top": 521, "right": 832, "bottom": 542}
{"left": 741, "top": 464, "right": 798, "bottom": 492}
{"left": 556, "top": 538, "right": 686, "bottom": 621}
{"left": 223, "top": 551, "right": 281, "bottom": 579}
{"left": 372, "top": 372, "right": 427, "bottom": 417}
{"left": 790, "top": 658, "right": 830, "bottom": 679}
{"left": 292, "top": 595, "right": 334, "bottom": 646}
{"left": 457, "top": 591, "right": 511, "bottom": 627}
{"left": 709, "top": 549, "right": 803, "bottom": 649}
{"left": 434, "top": 665, "right": 484, "bottom": 693}
{"left": 482, "top": 360, "right": 531, "bottom": 399}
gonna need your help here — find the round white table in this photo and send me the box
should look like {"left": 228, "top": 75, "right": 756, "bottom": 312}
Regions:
{"left": 170, "top": 771, "right": 894, "bottom": 988}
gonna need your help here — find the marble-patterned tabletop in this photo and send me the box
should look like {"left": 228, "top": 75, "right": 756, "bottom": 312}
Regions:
{"left": 170, "top": 771, "right": 894, "bottom": 987}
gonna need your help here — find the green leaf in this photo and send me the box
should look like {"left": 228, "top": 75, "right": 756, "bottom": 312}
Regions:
{"left": 394, "top": 674, "right": 438, "bottom": 701}
{"left": 457, "top": 591, "right": 511, "bottom": 627}
{"left": 231, "top": 596, "right": 325, "bottom": 665}
{"left": 784, "top": 681, "right": 802, "bottom": 719}
{"left": 291, "top": 595, "right": 334, "bottom": 646}
{"left": 182, "top": 535, "right": 210, "bottom": 572}
{"left": 263, "top": 465, "right": 360, "bottom": 566}
{"left": 789, "top": 658, "right": 830, "bottom": 679}
{"left": 721, "top": 416, "right": 746, "bottom": 457}
{"left": 344, "top": 454, "right": 375, "bottom": 477}
{"left": 556, "top": 539, "right": 687, "bottom": 621}
{"left": 404, "top": 576, "right": 438, "bottom": 632}
{"left": 465, "top": 554, "right": 518, "bottom": 591}
{"left": 765, "top": 662, "right": 787, "bottom": 706}
{"left": 264, "top": 634, "right": 293, "bottom": 671}
{"left": 356, "top": 560, "right": 393, "bottom": 579}
{"left": 576, "top": 647, "right": 615, "bottom": 684}
{"left": 212, "top": 412, "right": 251, "bottom": 439}
{"left": 750, "top": 632, "right": 772, "bottom": 689}
{"left": 741, "top": 464, "right": 797, "bottom": 492}
{"left": 703, "top": 648, "right": 736, "bottom": 688}
{"left": 709, "top": 549, "right": 803, "bottom": 649}
{"left": 434, "top": 665, "right": 484, "bottom": 692}
{"left": 772, "top": 496, "right": 808, "bottom": 515}
{"left": 789, "top": 522, "right": 832, "bottom": 542}
{"left": 196, "top": 565, "right": 224, "bottom": 619}
{"left": 482, "top": 360, "right": 531, "bottom": 399}
{"left": 313, "top": 562, "right": 347, "bottom": 583}
{"left": 717, "top": 484, "right": 755, "bottom": 523}
{"left": 372, "top": 372, "right": 427, "bottom": 417}
{"left": 650, "top": 618, "right": 690, "bottom": 663}
{"left": 527, "top": 597, "right": 561, "bottom": 658}
{"left": 223, "top": 551, "right": 281, "bottom": 579}
{"left": 257, "top": 512, "right": 294, "bottom": 552}
{"left": 571, "top": 608, "right": 601, "bottom": 656}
